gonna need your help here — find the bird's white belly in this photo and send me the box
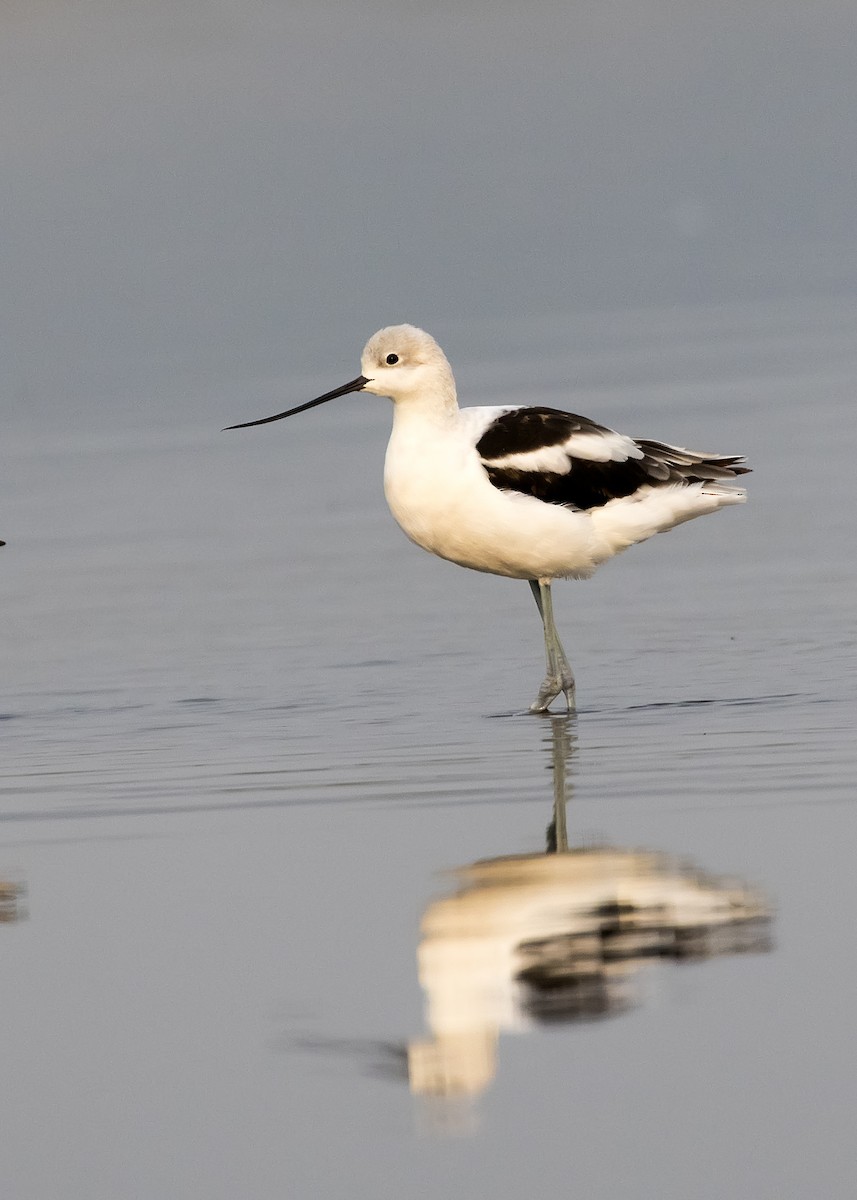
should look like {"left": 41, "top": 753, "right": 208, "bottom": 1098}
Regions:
{"left": 383, "top": 425, "right": 601, "bottom": 580}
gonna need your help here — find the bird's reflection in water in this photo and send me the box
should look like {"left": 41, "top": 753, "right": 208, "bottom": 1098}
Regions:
{"left": 0, "top": 878, "right": 25, "bottom": 924}
{"left": 408, "top": 717, "right": 772, "bottom": 1106}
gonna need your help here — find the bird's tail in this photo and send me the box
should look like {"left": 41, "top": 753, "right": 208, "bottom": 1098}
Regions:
{"left": 589, "top": 479, "right": 746, "bottom": 561}
{"left": 636, "top": 440, "right": 751, "bottom": 486}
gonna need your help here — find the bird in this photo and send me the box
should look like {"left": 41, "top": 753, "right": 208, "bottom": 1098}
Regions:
{"left": 226, "top": 324, "right": 749, "bottom": 712}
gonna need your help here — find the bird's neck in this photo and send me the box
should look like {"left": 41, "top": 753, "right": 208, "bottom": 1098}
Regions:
{"left": 391, "top": 379, "right": 459, "bottom": 429}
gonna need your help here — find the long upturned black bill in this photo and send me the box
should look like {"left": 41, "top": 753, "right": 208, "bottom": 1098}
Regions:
{"left": 223, "top": 374, "right": 370, "bottom": 430}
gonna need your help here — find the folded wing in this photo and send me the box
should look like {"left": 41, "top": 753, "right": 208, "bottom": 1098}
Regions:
{"left": 475, "top": 406, "right": 749, "bottom": 511}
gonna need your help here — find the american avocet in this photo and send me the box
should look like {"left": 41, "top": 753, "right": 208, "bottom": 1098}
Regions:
{"left": 226, "top": 325, "right": 749, "bottom": 712}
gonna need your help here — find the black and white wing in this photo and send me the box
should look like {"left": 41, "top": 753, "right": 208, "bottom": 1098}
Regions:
{"left": 471, "top": 406, "right": 749, "bottom": 511}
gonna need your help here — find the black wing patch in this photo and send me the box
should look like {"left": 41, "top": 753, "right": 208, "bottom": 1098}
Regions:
{"left": 477, "top": 408, "right": 749, "bottom": 511}
{"left": 483, "top": 458, "right": 649, "bottom": 510}
{"left": 475, "top": 407, "right": 614, "bottom": 458}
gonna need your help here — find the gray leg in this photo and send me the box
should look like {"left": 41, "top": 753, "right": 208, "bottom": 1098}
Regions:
{"left": 528, "top": 579, "right": 576, "bottom": 713}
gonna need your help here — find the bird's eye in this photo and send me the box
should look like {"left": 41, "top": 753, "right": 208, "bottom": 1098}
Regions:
{"left": 385, "top": 353, "right": 399, "bottom": 365}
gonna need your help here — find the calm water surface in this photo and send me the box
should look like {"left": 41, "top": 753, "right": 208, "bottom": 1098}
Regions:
{"left": 1, "top": 300, "right": 855, "bottom": 1198}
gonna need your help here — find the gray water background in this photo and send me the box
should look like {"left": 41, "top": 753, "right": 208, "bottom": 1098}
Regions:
{"left": 3, "top": 297, "right": 855, "bottom": 1199}
{"left": 3, "top": 3, "right": 857, "bottom": 1197}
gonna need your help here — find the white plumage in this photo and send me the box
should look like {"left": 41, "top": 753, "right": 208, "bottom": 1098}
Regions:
{"left": 227, "top": 324, "right": 749, "bottom": 712}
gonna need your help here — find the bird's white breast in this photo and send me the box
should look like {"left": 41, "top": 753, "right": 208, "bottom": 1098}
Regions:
{"left": 383, "top": 412, "right": 483, "bottom": 558}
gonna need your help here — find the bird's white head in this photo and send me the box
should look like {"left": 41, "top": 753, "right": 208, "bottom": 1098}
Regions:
{"left": 360, "top": 325, "right": 456, "bottom": 409}
{"left": 223, "top": 324, "right": 456, "bottom": 432}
